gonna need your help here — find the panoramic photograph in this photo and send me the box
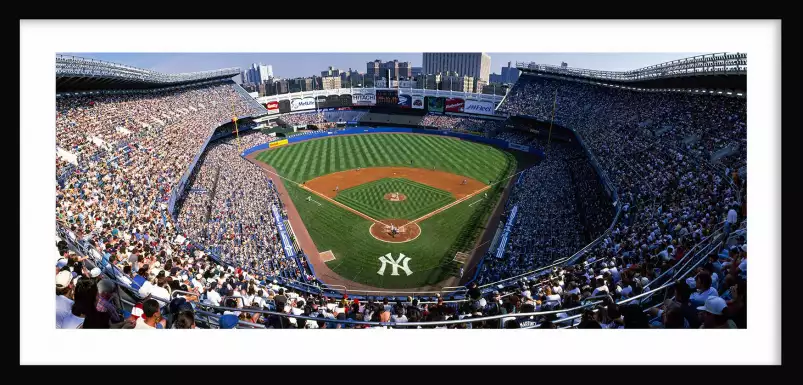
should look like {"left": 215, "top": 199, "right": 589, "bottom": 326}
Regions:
{"left": 52, "top": 50, "right": 748, "bottom": 331}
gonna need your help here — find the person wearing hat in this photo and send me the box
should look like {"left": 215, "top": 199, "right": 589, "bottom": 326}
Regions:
{"left": 697, "top": 296, "right": 736, "bottom": 329}
{"left": 56, "top": 271, "right": 76, "bottom": 328}
{"left": 135, "top": 299, "right": 166, "bottom": 329}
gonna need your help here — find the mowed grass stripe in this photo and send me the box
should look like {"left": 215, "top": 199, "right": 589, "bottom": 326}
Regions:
{"left": 343, "top": 136, "right": 357, "bottom": 170}
{"left": 285, "top": 138, "right": 309, "bottom": 178}
{"left": 422, "top": 135, "right": 462, "bottom": 174}
{"left": 397, "top": 134, "right": 428, "bottom": 167}
{"left": 354, "top": 134, "right": 375, "bottom": 168}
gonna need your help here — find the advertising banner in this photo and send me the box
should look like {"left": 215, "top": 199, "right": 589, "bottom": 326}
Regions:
{"left": 411, "top": 95, "right": 425, "bottom": 109}
{"left": 291, "top": 98, "right": 316, "bottom": 111}
{"left": 352, "top": 91, "right": 376, "bottom": 106}
{"left": 271, "top": 204, "right": 297, "bottom": 260}
{"left": 398, "top": 94, "right": 412, "bottom": 109}
{"left": 376, "top": 89, "right": 399, "bottom": 106}
{"left": 269, "top": 139, "right": 289, "bottom": 149}
{"left": 495, "top": 205, "right": 518, "bottom": 259}
{"left": 445, "top": 97, "right": 465, "bottom": 113}
{"left": 463, "top": 99, "right": 495, "bottom": 115}
{"left": 266, "top": 101, "right": 280, "bottom": 115}
{"left": 426, "top": 96, "right": 445, "bottom": 113}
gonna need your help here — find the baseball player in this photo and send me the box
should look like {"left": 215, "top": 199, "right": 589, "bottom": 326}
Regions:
{"left": 460, "top": 267, "right": 464, "bottom": 278}
{"left": 410, "top": 159, "right": 413, "bottom": 165}
{"left": 461, "top": 179, "right": 467, "bottom": 185}
{"left": 307, "top": 196, "right": 311, "bottom": 202}
{"left": 335, "top": 185, "right": 339, "bottom": 192}
{"left": 484, "top": 192, "right": 488, "bottom": 198}
{"left": 357, "top": 166, "right": 361, "bottom": 171}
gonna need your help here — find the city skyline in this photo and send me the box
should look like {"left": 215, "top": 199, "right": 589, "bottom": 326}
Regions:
{"left": 60, "top": 52, "right": 708, "bottom": 82}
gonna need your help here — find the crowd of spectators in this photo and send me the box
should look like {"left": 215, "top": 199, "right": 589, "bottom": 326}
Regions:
{"left": 277, "top": 111, "right": 325, "bottom": 127}
{"left": 55, "top": 73, "right": 747, "bottom": 329}
{"left": 475, "top": 75, "right": 745, "bottom": 291}
{"left": 419, "top": 114, "right": 504, "bottom": 135}
{"left": 498, "top": 75, "right": 746, "bottom": 170}
{"left": 175, "top": 132, "right": 314, "bottom": 283}
{"left": 55, "top": 81, "right": 271, "bottom": 329}
{"left": 476, "top": 142, "right": 612, "bottom": 283}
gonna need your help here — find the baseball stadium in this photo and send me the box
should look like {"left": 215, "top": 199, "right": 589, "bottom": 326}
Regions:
{"left": 54, "top": 52, "right": 748, "bottom": 330}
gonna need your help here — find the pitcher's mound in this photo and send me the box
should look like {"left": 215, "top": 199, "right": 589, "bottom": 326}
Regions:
{"left": 383, "top": 192, "right": 407, "bottom": 202}
{"left": 370, "top": 219, "right": 421, "bottom": 243}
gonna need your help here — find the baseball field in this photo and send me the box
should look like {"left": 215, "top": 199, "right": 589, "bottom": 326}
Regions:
{"left": 252, "top": 133, "right": 517, "bottom": 289}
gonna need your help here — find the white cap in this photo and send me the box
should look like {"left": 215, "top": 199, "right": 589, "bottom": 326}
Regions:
{"left": 56, "top": 258, "right": 69, "bottom": 269}
{"left": 90, "top": 267, "right": 102, "bottom": 278}
{"left": 56, "top": 271, "right": 72, "bottom": 289}
{"left": 697, "top": 296, "right": 727, "bottom": 315}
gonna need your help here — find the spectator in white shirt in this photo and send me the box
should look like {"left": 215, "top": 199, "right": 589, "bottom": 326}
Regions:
{"left": 689, "top": 271, "right": 718, "bottom": 307}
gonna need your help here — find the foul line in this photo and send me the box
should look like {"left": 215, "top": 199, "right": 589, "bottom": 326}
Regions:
{"left": 300, "top": 185, "right": 389, "bottom": 226}
{"left": 468, "top": 198, "right": 485, "bottom": 207}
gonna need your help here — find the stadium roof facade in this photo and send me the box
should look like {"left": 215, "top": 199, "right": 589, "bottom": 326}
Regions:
{"left": 516, "top": 52, "right": 747, "bottom": 93}
{"left": 56, "top": 54, "right": 241, "bottom": 92}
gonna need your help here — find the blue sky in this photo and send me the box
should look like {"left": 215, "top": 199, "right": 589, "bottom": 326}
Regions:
{"left": 61, "top": 52, "right": 708, "bottom": 81}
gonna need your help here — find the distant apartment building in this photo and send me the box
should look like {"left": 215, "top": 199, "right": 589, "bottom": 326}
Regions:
{"left": 489, "top": 61, "right": 522, "bottom": 85}
{"left": 366, "top": 59, "right": 413, "bottom": 80}
{"left": 321, "top": 76, "right": 341, "bottom": 90}
{"left": 423, "top": 52, "right": 491, "bottom": 83}
{"left": 416, "top": 73, "right": 441, "bottom": 90}
{"left": 439, "top": 72, "right": 473, "bottom": 92}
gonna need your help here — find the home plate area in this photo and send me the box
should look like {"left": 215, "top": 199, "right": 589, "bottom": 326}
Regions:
{"left": 369, "top": 219, "right": 421, "bottom": 243}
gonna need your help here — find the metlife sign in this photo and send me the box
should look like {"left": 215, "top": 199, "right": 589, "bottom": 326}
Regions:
{"left": 271, "top": 204, "right": 297, "bottom": 260}
{"left": 463, "top": 100, "right": 495, "bottom": 116}
{"left": 352, "top": 91, "right": 376, "bottom": 106}
{"left": 290, "top": 97, "right": 316, "bottom": 111}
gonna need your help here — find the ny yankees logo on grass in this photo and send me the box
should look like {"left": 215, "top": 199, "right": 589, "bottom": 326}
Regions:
{"left": 377, "top": 253, "right": 413, "bottom": 276}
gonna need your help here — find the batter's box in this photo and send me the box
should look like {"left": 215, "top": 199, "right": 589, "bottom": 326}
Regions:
{"left": 453, "top": 252, "right": 470, "bottom": 264}
{"left": 320, "top": 250, "right": 336, "bottom": 262}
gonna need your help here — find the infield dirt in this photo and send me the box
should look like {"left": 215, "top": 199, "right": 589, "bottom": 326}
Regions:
{"left": 303, "top": 166, "right": 486, "bottom": 200}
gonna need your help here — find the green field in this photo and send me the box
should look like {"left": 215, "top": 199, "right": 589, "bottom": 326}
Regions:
{"left": 335, "top": 178, "right": 454, "bottom": 220}
{"left": 255, "top": 133, "right": 516, "bottom": 288}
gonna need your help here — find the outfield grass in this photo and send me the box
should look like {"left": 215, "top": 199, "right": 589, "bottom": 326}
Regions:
{"left": 256, "top": 134, "right": 516, "bottom": 288}
{"left": 335, "top": 178, "right": 454, "bottom": 220}
{"left": 255, "top": 133, "right": 510, "bottom": 184}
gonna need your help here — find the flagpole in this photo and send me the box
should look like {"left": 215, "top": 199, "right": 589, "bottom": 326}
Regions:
{"left": 547, "top": 88, "right": 557, "bottom": 154}
{"left": 231, "top": 92, "right": 241, "bottom": 154}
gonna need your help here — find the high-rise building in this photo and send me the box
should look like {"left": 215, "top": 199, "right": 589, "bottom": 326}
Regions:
{"left": 398, "top": 62, "right": 412, "bottom": 80}
{"left": 288, "top": 77, "right": 314, "bottom": 93}
{"left": 321, "top": 66, "right": 342, "bottom": 78}
{"left": 417, "top": 73, "right": 440, "bottom": 90}
{"left": 489, "top": 61, "right": 521, "bottom": 85}
{"left": 439, "top": 72, "right": 473, "bottom": 92}
{"left": 243, "top": 63, "right": 273, "bottom": 85}
{"left": 321, "top": 76, "right": 340, "bottom": 90}
{"left": 423, "top": 53, "right": 491, "bottom": 83}
{"left": 411, "top": 67, "right": 423, "bottom": 78}
{"left": 473, "top": 78, "right": 488, "bottom": 94}
{"left": 366, "top": 59, "right": 412, "bottom": 80}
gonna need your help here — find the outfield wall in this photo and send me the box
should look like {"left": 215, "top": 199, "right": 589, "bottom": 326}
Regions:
{"left": 240, "top": 126, "right": 546, "bottom": 159}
